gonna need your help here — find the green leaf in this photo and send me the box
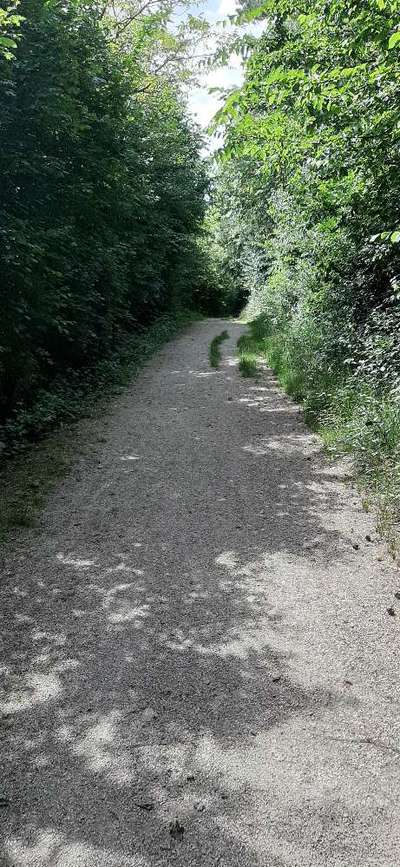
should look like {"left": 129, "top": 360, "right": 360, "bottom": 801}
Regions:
{"left": 388, "top": 31, "right": 400, "bottom": 49}
{"left": 390, "top": 230, "right": 400, "bottom": 243}
{"left": 0, "top": 35, "right": 16, "bottom": 47}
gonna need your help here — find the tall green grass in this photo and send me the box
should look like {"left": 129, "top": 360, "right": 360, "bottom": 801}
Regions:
{"left": 209, "top": 330, "right": 229, "bottom": 368}
{"left": 237, "top": 332, "right": 260, "bottom": 377}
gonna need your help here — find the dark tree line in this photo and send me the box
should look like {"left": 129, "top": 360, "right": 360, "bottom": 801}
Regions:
{"left": 0, "top": 0, "right": 209, "bottom": 432}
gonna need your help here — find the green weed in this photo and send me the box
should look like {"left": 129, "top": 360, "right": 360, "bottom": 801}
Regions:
{"left": 237, "top": 331, "right": 260, "bottom": 377}
{"left": 209, "top": 330, "right": 229, "bottom": 368}
{"left": 238, "top": 353, "right": 258, "bottom": 377}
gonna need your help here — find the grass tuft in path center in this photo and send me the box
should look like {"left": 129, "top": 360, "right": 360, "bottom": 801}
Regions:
{"left": 209, "top": 330, "right": 229, "bottom": 368}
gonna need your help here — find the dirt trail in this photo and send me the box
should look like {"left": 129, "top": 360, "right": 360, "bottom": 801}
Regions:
{"left": 1, "top": 319, "right": 400, "bottom": 867}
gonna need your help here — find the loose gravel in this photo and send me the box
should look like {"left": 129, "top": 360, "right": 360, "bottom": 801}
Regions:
{"left": 1, "top": 320, "right": 399, "bottom": 867}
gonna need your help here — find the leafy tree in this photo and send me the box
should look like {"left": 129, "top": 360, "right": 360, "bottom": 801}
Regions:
{"left": 0, "top": 0, "right": 208, "bottom": 432}
{"left": 210, "top": 0, "right": 400, "bottom": 524}
{"left": 0, "top": 1, "right": 23, "bottom": 58}
{"left": 212, "top": 0, "right": 400, "bottom": 345}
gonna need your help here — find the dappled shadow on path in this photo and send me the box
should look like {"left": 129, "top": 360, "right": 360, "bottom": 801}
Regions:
{"left": 0, "top": 324, "right": 382, "bottom": 866}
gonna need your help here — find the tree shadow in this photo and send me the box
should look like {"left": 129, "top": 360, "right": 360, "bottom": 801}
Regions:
{"left": 0, "top": 322, "right": 380, "bottom": 866}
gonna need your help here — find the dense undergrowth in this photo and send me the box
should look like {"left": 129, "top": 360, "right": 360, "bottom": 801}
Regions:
{"left": 1, "top": 311, "right": 199, "bottom": 454}
{"left": 209, "top": 0, "right": 400, "bottom": 547}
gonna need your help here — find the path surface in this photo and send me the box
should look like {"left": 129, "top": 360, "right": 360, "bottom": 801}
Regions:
{"left": 1, "top": 320, "right": 400, "bottom": 867}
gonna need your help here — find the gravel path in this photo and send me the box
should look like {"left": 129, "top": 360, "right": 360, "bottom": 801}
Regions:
{"left": 1, "top": 319, "right": 400, "bottom": 867}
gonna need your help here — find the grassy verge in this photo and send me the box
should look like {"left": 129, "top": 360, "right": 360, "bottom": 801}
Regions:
{"left": 240, "top": 316, "right": 400, "bottom": 556}
{"left": 209, "top": 329, "right": 229, "bottom": 368}
{"left": 237, "top": 332, "right": 260, "bottom": 377}
{"left": 0, "top": 310, "right": 200, "bottom": 548}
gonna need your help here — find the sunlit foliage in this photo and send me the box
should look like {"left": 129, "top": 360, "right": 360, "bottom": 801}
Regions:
{"left": 212, "top": 0, "right": 400, "bottom": 531}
